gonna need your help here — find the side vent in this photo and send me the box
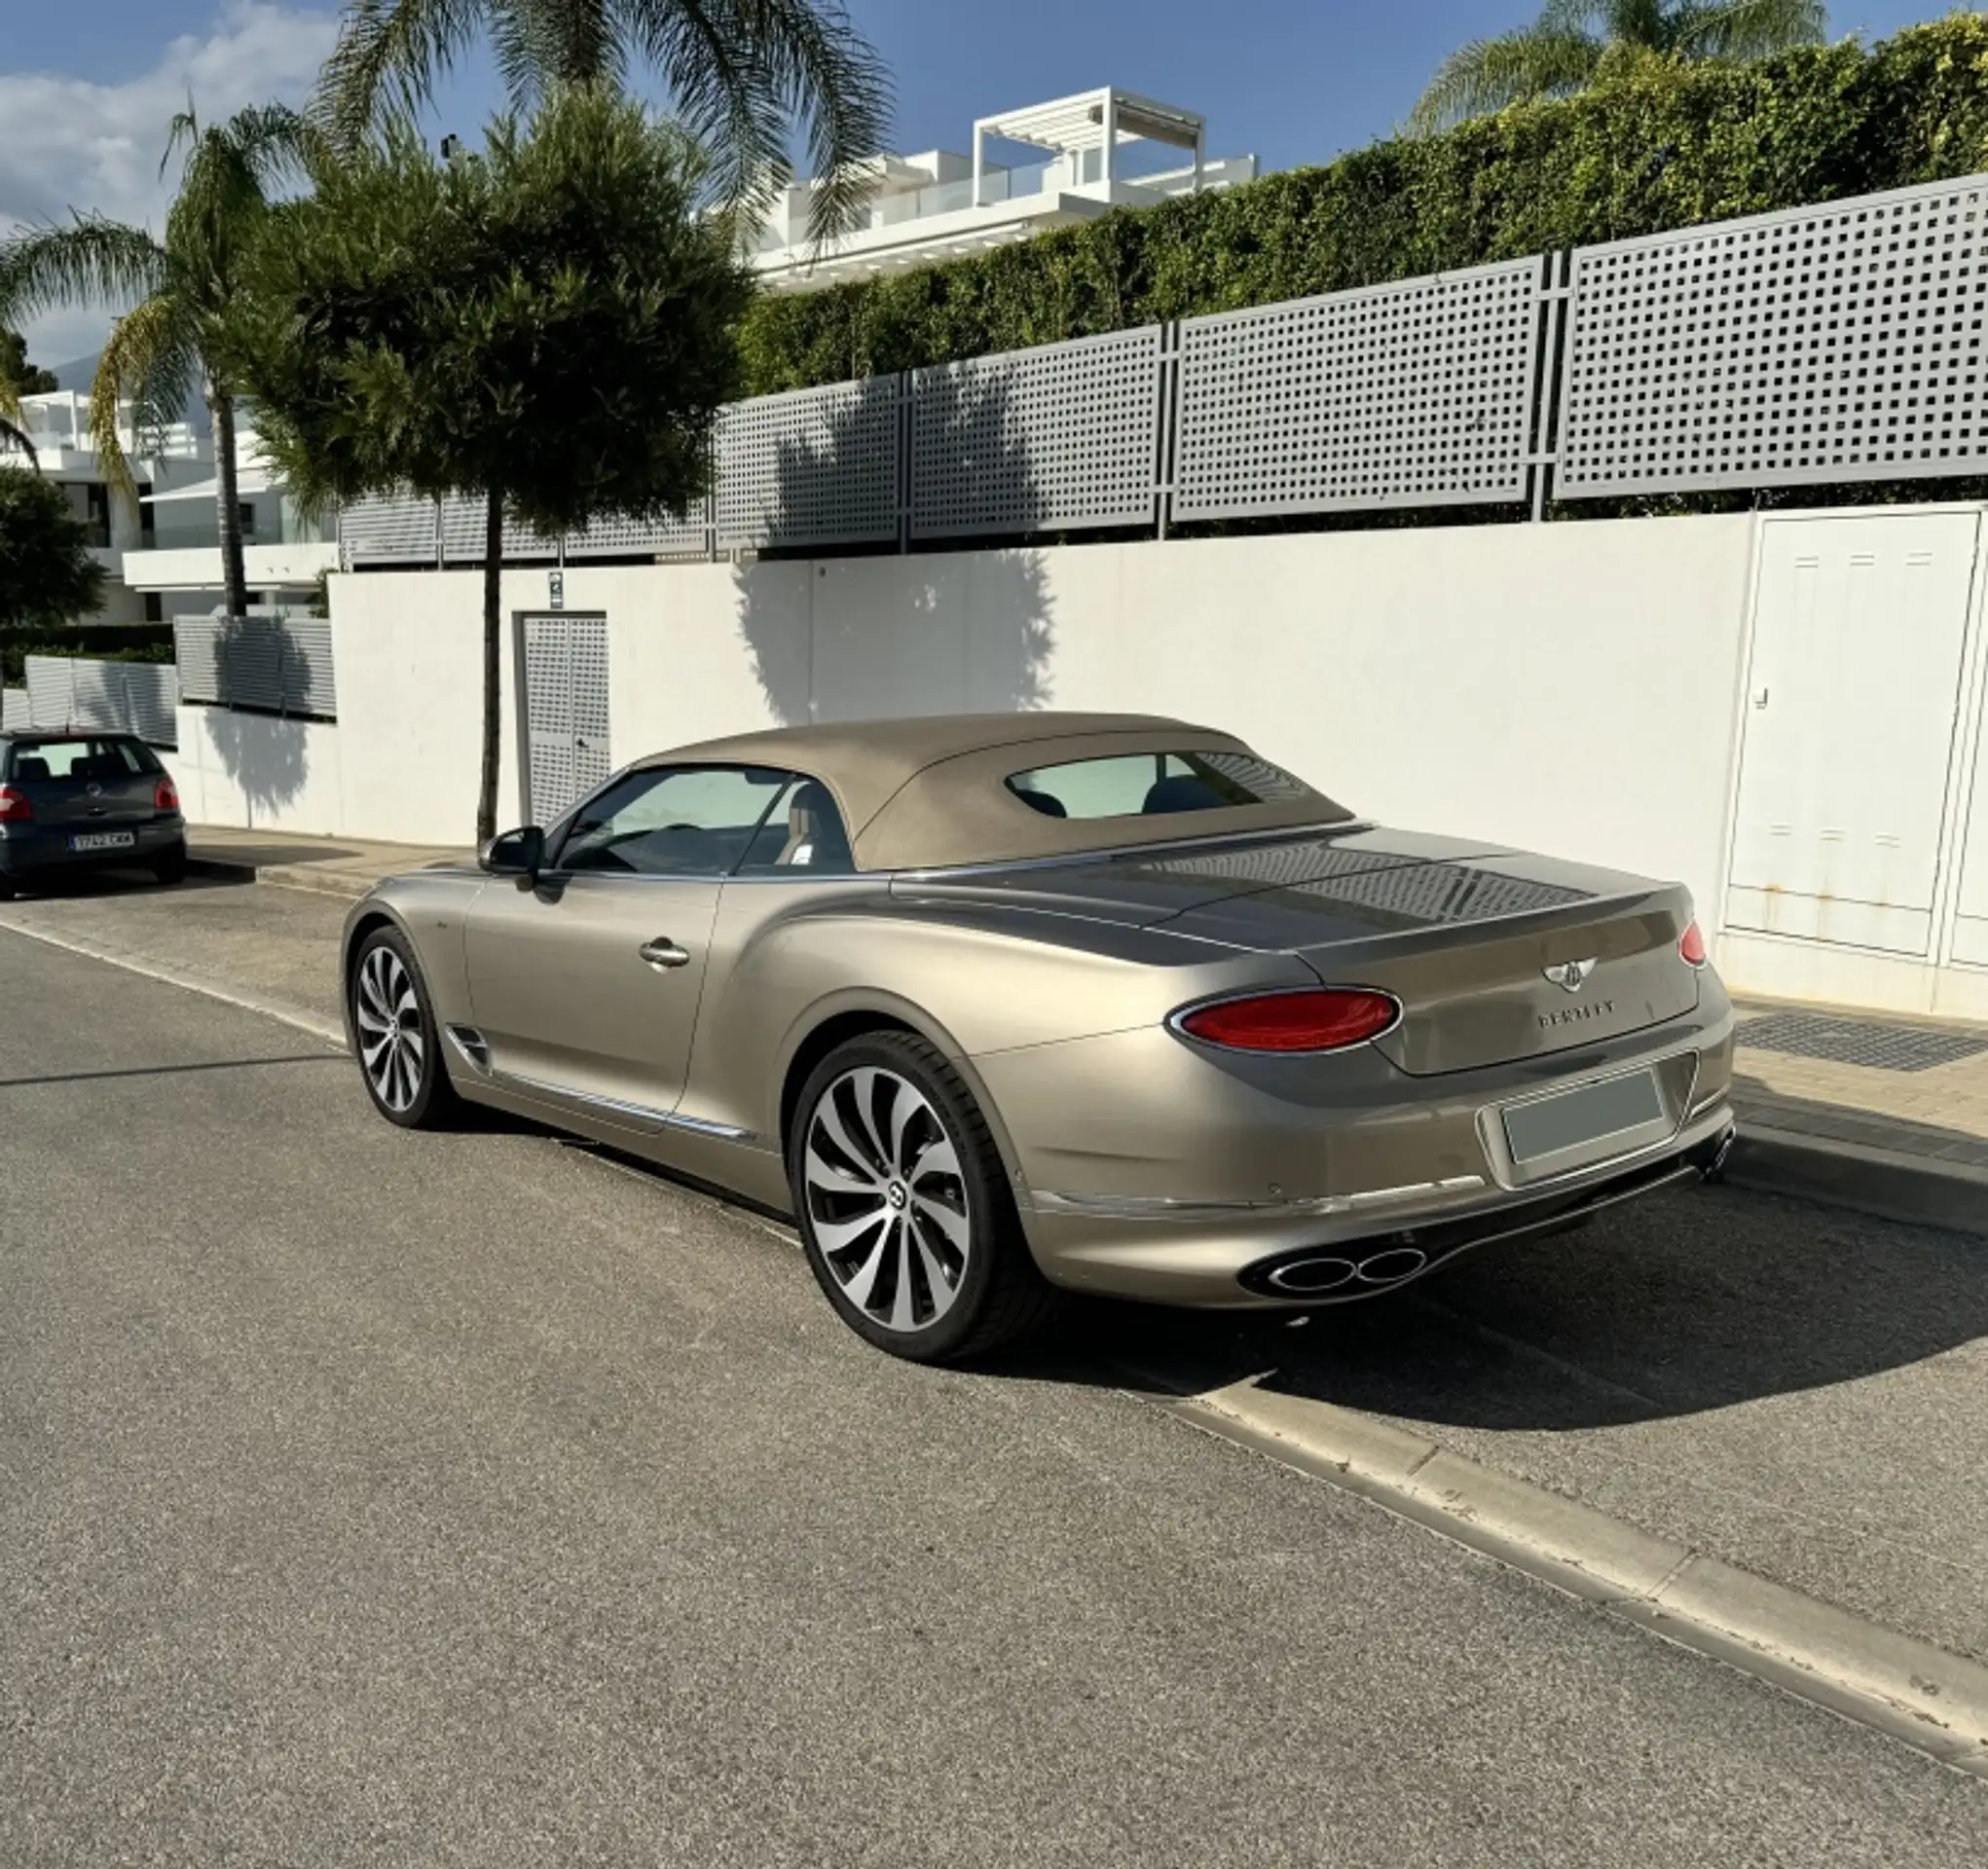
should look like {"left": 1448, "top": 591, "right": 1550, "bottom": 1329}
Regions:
{"left": 446, "top": 1026, "right": 493, "bottom": 1074}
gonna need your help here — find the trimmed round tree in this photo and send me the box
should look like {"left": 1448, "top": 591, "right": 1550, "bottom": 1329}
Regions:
{"left": 231, "top": 89, "right": 755, "bottom": 842}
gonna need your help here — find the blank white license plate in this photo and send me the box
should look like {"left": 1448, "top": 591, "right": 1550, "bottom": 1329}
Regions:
{"left": 1502, "top": 1069, "right": 1666, "bottom": 1164}
{"left": 69, "top": 830, "right": 136, "bottom": 853}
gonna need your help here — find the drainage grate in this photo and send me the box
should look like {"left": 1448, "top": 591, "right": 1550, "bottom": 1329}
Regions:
{"left": 1735, "top": 1011, "right": 1988, "bottom": 1074}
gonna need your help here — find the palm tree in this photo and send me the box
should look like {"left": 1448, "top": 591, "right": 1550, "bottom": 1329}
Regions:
{"left": 317, "top": 0, "right": 892, "bottom": 241}
{"left": 0, "top": 105, "right": 319, "bottom": 616}
{"left": 1409, "top": 0, "right": 1827, "bottom": 133}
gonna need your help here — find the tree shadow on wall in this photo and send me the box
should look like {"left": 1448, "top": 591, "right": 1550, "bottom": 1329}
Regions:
{"left": 202, "top": 616, "right": 314, "bottom": 828}
{"left": 734, "top": 373, "right": 1054, "bottom": 727}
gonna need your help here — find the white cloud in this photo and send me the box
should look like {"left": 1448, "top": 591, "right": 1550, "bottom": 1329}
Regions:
{"left": 0, "top": 3, "right": 340, "bottom": 368}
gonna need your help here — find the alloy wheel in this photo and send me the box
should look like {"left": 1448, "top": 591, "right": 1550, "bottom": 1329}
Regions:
{"left": 802, "top": 1066, "right": 972, "bottom": 1334}
{"left": 354, "top": 944, "right": 425, "bottom": 1115}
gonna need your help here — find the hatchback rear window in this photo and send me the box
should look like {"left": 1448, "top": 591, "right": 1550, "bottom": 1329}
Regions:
{"left": 7, "top": 738, "right": 158, "bottom": 780}
{"left": 1006, "top": 751, "right": 1313, "bottom": 822}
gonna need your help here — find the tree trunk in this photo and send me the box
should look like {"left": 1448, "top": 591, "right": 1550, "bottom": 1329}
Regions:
{"left": 478, "top": 489, "right": 503, "bottom": 846}
{"left": 208, "top": 385, "right": 249, "bottom": 619}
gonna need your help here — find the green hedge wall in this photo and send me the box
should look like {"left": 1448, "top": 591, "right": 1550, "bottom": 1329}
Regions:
{"left": 738, "top": 18, "right": 1988, "bottom": 397}
{"left": 1, "top": 626, "right": 175, "bottom": 685}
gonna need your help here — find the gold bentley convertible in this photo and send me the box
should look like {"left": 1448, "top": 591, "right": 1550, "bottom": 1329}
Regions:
{"left": 342, "top": 713, "right": 1737, "bottom": 1362}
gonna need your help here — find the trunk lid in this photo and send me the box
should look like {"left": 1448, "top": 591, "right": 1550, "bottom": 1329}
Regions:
{"left": 1156, "top": 842, "right": 1699, "bottom": 1075}
{"left": 902, "top": 826, "right": 1700, "bottom": 1076}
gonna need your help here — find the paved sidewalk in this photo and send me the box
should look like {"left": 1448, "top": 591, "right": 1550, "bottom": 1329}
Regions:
{"left": 1729, "top": 1000, "right": 1988, "bottom": 1232}
{"left": 187, "top": 825, "right": 472, "bottom": 899}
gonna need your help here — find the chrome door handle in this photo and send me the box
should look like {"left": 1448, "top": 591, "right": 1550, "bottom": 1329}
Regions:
{"left": 639, "top": 937, "right": 690, "bottom": 970}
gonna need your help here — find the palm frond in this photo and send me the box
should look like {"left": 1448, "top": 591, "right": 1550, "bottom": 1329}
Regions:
{"left": 0, "top": 415, "right": 37, "bottom": 470}
{"left": 1671, "top": 0, "right": 1827, "bottom": 59}
{"left": 89, "top": 294, "right": 200, "bottom": 498}
{"left": 0, "top": 218, "right": 169, "bottom": 327}
{"left": 316, "top": 0, "right": 491, "bottom": 152}
{"left": 1408, "top": 26, "right": 1604, "bottom": 133}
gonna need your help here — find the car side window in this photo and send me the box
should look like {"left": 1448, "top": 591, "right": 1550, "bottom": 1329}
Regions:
{"left": 732, "top": 775, "right": 856, "bottom": 875}
{"left": 556, "top": 765, "right": 792, "bottom": 876}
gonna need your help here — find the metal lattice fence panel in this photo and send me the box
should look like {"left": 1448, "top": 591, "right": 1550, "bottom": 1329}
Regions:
{"left": 173, "top": 618, "right": 337, "bottom": 719}
{"left": 23, "top": 658, "right": 72, "bottom": 728}
{"left": 909, "top": 327, "right": 1162, "bottom": 539}
{"left": 340, "top": 492, "right": 437, "bottom": 567}
{"left": 438, "top": 496, "right": 561, "bottom": 564}
{"left": 18, "top": 657, "right": 178, "bottom": 743}
{"left": 1172, "top": 259, "right": 1547, "bottom": 520}
{"left": 715, "top": 377, "right": 901, "bottom": 549}
{"left": 564, "top": 498, "right": 711, "bottom": 560}
{"left": 1558, "top": 175, "right": 1988, "bottom": 498}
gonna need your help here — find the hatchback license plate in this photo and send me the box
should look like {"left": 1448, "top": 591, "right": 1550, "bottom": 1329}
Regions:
{"left": 68, "top": 830, "right": 136, "bottom": 853}
{"left": 1503, "top": 1069, "right": 1666, "bottom": 1164}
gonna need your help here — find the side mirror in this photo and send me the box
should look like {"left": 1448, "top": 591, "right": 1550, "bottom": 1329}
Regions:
{"left": 480, "top": 825, "right": 545, "bottom": 877}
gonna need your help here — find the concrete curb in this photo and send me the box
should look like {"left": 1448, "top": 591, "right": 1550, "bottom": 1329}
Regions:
{"left": 1166, "top": 1380, "right": 1988, "bottom": 1779}
{"left": 1726, "top": 1123, "right": 1988, "bottom": 1238}
{"left": 185, "top": 854, "right": 374, "bottom": 901}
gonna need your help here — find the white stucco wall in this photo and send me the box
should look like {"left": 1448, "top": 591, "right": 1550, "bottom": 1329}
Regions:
{"left": 169, "top": 704, "right": 347, "bottom": 835}
{"left": 309, "top": 516, "right": 1757, "bottom": 912}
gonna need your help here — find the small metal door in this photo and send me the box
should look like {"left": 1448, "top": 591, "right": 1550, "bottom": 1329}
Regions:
{"left": 1727, "top": 513, "right": 1979, "bottom": 958}
{"left": 522, "top": 614, "right": 610, "bottom": 823}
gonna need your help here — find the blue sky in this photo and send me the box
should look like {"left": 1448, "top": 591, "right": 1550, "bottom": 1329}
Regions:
{"left": 0, "top": 0, "right": 1965, "bottom": 362}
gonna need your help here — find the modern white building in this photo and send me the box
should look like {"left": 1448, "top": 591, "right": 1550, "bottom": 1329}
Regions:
{"left": 8, "top": 387, "right": 336, "bottom": 625}
{"left": 752, "top": 88, "right": 1257, "bottom": 293}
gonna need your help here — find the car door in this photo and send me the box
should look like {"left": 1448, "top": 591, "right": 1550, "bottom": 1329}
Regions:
{"left": 462, "top": 764, "right": 792, "bottom": 1124}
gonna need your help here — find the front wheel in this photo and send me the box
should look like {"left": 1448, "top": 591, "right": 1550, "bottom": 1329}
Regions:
{"left": 790, "top": 1032, "right": 1058, "bottom": 1363}
{"left": 350, "top": 927, "right": 462, "bottom": 1130}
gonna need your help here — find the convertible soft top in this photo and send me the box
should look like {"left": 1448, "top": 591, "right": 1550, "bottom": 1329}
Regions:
{"left": 646, "top": 712, "right": 1353, "bottom": 871}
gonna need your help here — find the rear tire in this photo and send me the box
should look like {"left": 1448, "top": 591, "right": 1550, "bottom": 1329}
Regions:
{"left": 790, "top": 1031, "right": 1059, "bottom": 1363}
{"left": 151, "top": 841, "right": 188, "bottom": 886}
{"left": 350, "top": 926, "right": 463, "bottom": 1130}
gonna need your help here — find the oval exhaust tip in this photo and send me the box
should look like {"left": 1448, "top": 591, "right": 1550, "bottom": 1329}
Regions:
{"left": 1355, "top": 1246, "right": 1428, "bottom": 1286}
{"left": 1266, "top": 1257, "right": 1358, "bottom": 1296}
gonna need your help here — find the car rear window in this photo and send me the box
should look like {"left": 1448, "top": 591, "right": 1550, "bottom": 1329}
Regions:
{"left": 1006, "top": 750, "right": 1313, "bottom": 822}
{"left": 7, "top": 738, "right": 160, "bottom": 780}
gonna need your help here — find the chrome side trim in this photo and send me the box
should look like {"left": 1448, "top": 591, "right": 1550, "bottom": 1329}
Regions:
{"left": 491, "top": 1068, "right": 753, "bottom": 1141}
{"left": 1030, "top": 1175, "right": 1487, "bottom": 1224}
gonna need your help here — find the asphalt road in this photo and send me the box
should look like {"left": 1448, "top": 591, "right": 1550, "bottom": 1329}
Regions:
{"left": 5, "top": 921, "right": 1988, "bottom": 1866}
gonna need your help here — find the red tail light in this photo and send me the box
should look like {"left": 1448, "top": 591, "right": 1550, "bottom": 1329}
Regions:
{"left": 1174, "top": 988, "right": 1401, "bottom": 1053}
{"left": 154, "top": 775, "right": 179, "bottom": 812}
{"left": 0, "top": 784, "right": 30, "bottom": 824}
{"left": 1679, "top": 921, "right": 1708, "bottom": 968}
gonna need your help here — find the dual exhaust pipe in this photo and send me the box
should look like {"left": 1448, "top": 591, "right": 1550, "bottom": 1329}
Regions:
{"left": 1254, "top": 1123, "right": 1738, "bottom": 1301}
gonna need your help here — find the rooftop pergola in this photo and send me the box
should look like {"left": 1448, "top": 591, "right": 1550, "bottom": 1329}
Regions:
{"left": 971, "top": 88, "right": 1205, "bottom": 207}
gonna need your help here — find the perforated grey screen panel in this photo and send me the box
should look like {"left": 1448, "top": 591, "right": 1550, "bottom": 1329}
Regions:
{"left": 438, "top": 497, "right": 561, "bottom": 564}
{"left": 1559, "top": 175, "right": 1988, "bottom": 497}
{"left": 565, "top": 499, "right": 711, "bottom": 560}
{"left": 1173, "top": 258, "right": 1546, "bottom": 520}
{"left": 523, "top": 615, "right": 609, "bottom": 822}
{"left": 910, "top": 327, "right": 1161, "bottom": 538}
{"left": 172, "top": 619, "right": 337, "bottom": 718}
{"left": 715, "top": 378, "right": 900, "bottom": 549}
{"left": 340, "top": 493, "right": 437, "bottom": 567}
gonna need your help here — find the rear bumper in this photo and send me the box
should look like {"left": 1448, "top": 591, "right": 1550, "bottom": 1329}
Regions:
{"left": 0, "top": 817, "right": 184, "bottom": 875}
{"left": 985, "top": 976, "right": 1737, "bottom": 1308}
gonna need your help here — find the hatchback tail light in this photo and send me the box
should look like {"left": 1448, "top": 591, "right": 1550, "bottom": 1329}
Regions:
{"left": 1173, "top": 988, "right": 1402, "bottom": 1053}
{"left": 155, "top": 775, "right": 179, "bottom": 812}
{"left": 1679, "top": 920, "right": 1708, "bottom": 969}
{"left": 0, "top": 784, "right": 31, "bottom": 824}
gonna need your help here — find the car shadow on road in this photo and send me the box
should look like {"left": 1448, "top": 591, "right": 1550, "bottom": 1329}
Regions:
{"left": 985, "top": 1181, "right": 1988, "bottom": 1434}
{"left": 3, "top": 866, "right": 252, "bottom": 902}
